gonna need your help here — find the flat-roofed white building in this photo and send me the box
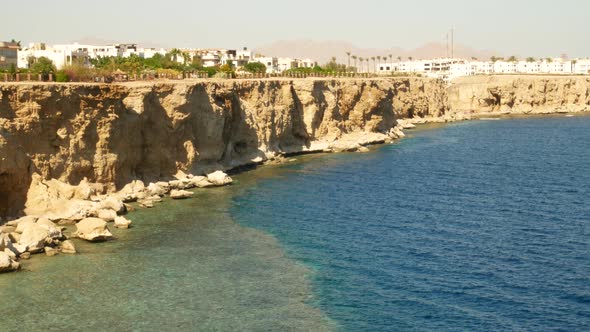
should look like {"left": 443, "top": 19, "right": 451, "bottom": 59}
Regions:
{"left": 493, "top": 61, "right": 517, "bottom": 74}
{"left": 572, "top": 59, "right": 590, "bottom": 74}
{"left": 253, "top": 56, "right": 278, "bottom": 73}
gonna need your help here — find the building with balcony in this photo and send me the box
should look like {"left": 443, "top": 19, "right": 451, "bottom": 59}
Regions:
{"left": 0, "top": 41, "right": 19, "bottom": 70}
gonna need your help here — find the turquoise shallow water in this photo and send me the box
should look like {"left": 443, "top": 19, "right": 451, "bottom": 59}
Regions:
{"left": 0, "top": 185, "right": 334, "bottom": 331}
{"left": 1, "top": 115, "right": 589, "bottom": 331}
{"left": 231, "top": 115, "right": 590, "bottom": 331}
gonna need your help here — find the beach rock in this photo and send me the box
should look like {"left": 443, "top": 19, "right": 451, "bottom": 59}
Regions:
{"left": 118, "top": 180, "right": 147, "bottom": 202}
{"left": 45, "top": 247, "right": 59, "bottom": 257}
{"left": 60, "top": 240, "right": 77, "bottom": 254}
{"left": 36, "top": 218, "right": 64, "bottom": 240}
{"left": 0, "top": 234, "right": 14, "bottom": 251}
{"left": 0, "top": 251, "right": 20, "bottom": 273}
{"left": 6, "top": 216, "right": 35, "bottom": 227}
{"left": 156, "top": 181, "right": 171, "bottom": 190}
{"left": 97, "top": 209, "right": 117, "bottom": 222}
{"left": 14, "top": 216, "right": 38, "bottom": 234}
{"left": 207, "top": 171, "right": 233, "bottom": 186}
{"left": 73, "top": 178, "right": 95, "bottom": 200}
{"left": 74, "top": 218, "right": 113, "bottom": 242}
{"left": 4, "top": 248, "right": 16, "bottom": 259}
{"left": 147, "top": 183, "right": 168, "bottom": 197}
{"left": 356, "top": 146, "right": 370, "bottom": 153}
{"left": 138, "top": 200, "right": 154, "bottom": 208}
{"left": 168, "top": 180, "right": 188, "bottom": 190}
{"left": 170, "top": 189, "right": 194, "bottom": 199}
{"left": 0, "top": 225, "right": 16, "bottom": 233}
{"left": 19, "top": 252, "right": 31, "bottom": 260}
{"left": 19, "top": 223, "right": 50, "bottom": 253}
{"left": 8, "top": 232, "right": 20, "bottom": 243}
{"left": 99, "top": 197, "right": 125, "bottom": 214}
{"left": 114, "top": 216, "right": 132, "bottom": 229}
{"left": 191, "top": 176, "right": 215, "bottom": 188}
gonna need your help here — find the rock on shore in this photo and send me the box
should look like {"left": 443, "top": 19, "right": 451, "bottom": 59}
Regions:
{"left": 1, "top": 76, "right": 589, "bottom": 272}
{"left": 74, "top": 218, "right": 113, "bottom": 242}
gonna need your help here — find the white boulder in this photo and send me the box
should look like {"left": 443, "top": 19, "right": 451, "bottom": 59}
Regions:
{"left": 114, "top": 216, "right": 132, "bottom": 229}
{"left": 19, "top": 223, "right": 50, "bottom": 253}
{"left": 74, "top": 218, "right": 113, "bottom": 242}
{"left": 207, "top": 171, "right": 233, "bottom": 186}
{"left": 170, "top": 189, "right": 194, "bottom": 199}
{"left": 0, "top": 251, "right": 20, "bottom": 273}
{"left": 60, "top": 240, "right": 77, "bottom": 254}
{"left": 99, "top": 197, "right": 125, "bottom": 214}
{"left": 97, "top": 209, "right": 117, "bottom": 222}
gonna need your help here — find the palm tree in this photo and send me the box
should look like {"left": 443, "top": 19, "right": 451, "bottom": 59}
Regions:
{"left": 371, "top": 56, "right": 376, "bottom": 72}
{"left": 169, "top": 48, "right": 182, "bottom": 63}
{"left": 377, "top": 56, "right": 382, "bottom": 71}
{"left": 408, "top": 56, "right": 414, "bottom": 61}
{"left": 572, "top": 59, "right": 578, "bottom": 73}
{"left": 346, "top": 51, "right": 351, "bottom": 70}
{"left": 508, "top": 55, "right": 518, "bottom": 63}
{"left": 546, "top": 58, "right": 553, "bottom": 63}
{"left": 182, "top": 51, "right": 191, "bottom": 65}
{"left": 359, "top": 57, "right": 364, "bottom": 72}
{"left": 397, "top": 56, "right": 402, "bottom": 62}
{"left": 389, "top": 54, "right": 393, "bottom": 65}
{"left": 526, "top": 57, "right": 535, "bottom": 63}
{"left": 352, "top": 55, "right": 358, "bottom": 71}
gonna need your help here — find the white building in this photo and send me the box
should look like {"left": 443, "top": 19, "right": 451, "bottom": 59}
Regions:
{"left": 253, "top": 56, "right": 278, "bottom": 73}
{"left": 18, "top": 42, "right": 167, "bottom": 69}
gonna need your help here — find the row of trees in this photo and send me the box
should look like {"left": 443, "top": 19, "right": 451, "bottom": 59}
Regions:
{"left": 0, "top": 49, "right": 272, "bottom": 81}
{"left": 345, "top": 52, "right": 403, "bottom": 73}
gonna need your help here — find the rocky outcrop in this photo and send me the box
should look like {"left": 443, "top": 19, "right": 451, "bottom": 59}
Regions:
{"left": 448, "top": 75, "right": 590, "bottom": 117}
{"left": 74, "top": 218, "right": 113, "bottom": 242}
{"left": 0, "top": 78, "right": 446, "bottom": 218}
{"left": 2, "top": 76, "right": 589, "bottom": 220}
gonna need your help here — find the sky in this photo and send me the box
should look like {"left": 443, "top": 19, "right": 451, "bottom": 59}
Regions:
{"left": 1, "top": 0, "right": 588, "bottom": 57}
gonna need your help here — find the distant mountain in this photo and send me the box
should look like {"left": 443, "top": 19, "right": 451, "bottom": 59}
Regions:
{"left": 254, "top": 39, "right": 498, "bottom": 64}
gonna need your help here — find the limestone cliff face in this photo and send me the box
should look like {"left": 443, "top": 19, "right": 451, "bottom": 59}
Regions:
{"left": 0, "top": 78, "right": 447, "bottom": 217}
{"left": 448, "top": 75, "right": 590, "bottom": 116}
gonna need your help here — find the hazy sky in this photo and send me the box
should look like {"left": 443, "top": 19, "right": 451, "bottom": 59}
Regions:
{"left": 2, "top": 0, "right": 588, "bottom": 57}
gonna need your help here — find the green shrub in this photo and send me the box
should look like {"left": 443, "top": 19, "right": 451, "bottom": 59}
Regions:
{"left": 55, "top": 70, "right": 69, "bottom": 82}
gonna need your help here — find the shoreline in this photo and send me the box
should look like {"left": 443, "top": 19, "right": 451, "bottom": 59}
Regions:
{"left": 2, "top": 109, "right": 588, "bottom": 273}
{"left": 1, "top": 75, "right": 590, "bottom": 273}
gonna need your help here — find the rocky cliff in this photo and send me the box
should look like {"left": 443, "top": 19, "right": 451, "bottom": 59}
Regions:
{"left": 448, "top": 75, "right": 590, "bottom": 117}
{"left": 0, "top": 78, "right": 447, "bottom": 218}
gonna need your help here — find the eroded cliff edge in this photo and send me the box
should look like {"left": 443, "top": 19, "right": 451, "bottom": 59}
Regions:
{"left": 0, "top": 78, "right": 447, "bottom": 217}
{"left": 448, "top": 75, "right": 590, "bottom": 116}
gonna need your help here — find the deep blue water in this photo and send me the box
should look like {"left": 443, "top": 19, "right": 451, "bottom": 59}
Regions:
{"left": 232, "top": 116, "right": 590, "bottom": 331}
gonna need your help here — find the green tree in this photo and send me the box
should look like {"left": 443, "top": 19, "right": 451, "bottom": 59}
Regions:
{"left": 244, "top": 62, "right": 267, "bottom": 73}
{"left": 30, "top": 57, "right": 56, "bottom": 78}
{"left": 526, "top": 57, "right": 536, "bottom": 63}
{"left": 508, "top": 56, "right": 518, "bottom": 62}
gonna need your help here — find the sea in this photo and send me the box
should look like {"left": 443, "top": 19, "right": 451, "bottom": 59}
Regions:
{"left": 1, "top": 115, "right": 588, "bottom": 331}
